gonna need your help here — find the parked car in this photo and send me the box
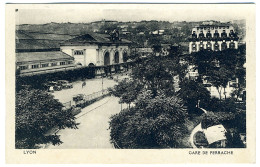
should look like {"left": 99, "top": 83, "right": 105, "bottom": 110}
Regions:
{"left": 203, "top": 83, "right": 212, "bottom": 87}
{"left": 43, "top": 81, "right": 62, "bottom": 92}
{"left": 73, "top": 94, "right": 85, "bottom": 102}
{"left": 230, "top": 82, "right": 238, "bottom": 88}
{"left": 57, "top": 80, "right": 73, "bottom": 89}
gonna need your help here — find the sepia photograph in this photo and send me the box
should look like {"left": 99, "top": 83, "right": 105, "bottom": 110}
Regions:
{"left": 5, "top": 2, "right": 256, "bottom": 164}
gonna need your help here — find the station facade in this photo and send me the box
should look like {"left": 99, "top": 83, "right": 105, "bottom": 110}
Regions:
{"left": 60, "top": 32, "right": 131, "bottom": 75}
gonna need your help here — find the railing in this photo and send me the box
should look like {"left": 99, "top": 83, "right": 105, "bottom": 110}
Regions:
{"left": 62, "top": 89, "right": 109, "bottom": 108}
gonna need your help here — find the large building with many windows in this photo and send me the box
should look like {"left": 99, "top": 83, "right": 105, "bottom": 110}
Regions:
{"left": 16, "top": 30, "right": 76, "bottom": 76}
{"left": 16, "top": 51, "right": 75, "bottom": 76}
{"left": 189, "top": 21, "right": 239, "bottom": 53}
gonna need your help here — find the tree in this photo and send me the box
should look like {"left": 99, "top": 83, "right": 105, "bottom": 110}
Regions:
{"left": 110, "top": 90, "right": 188, "bottom": 148}
{"left": 16, "top": 87, "right": 78, "bottom": 148}
{"left": 208, "top": 67, "right": 232, "bottom": 99}
{"left": 178, "top": 79, "right": 211, "bottom": 114}
{"left": 109, "top": 79, "right": 143, "bottom": 108}
{"left": 109, "top": 47, "right": 189, "bottom": 148}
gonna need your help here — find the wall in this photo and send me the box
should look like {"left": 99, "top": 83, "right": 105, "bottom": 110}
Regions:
{"left": 61, "top": 44, "right": 130, "bottom": 67}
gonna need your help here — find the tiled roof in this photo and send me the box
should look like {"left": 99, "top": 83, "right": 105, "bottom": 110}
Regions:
{"left": 16, "top": 30, "right": 53, "bottom": 50}
{"left": 61, "top": 32, "right": 132, "bottom": 46}
{"left": 25, "top": 32, "right": 76, "bottom": 41}
{"left": 16, "top": 51, "right": 73, "bottom": 63}
{"left": 16, "top": 39, "right": 52, "bottom": 50}
{"left": 16, "top": 30, "right": 75, "bottom": 50}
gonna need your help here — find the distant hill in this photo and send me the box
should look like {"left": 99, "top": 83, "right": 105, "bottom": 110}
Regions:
{"left": 16, "top": 22, "right": 94, "bottom": 36}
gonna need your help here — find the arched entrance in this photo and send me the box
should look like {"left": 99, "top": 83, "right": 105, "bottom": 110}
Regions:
{"left": 114, "top": 51, "right": 119, "bottom": 64}
{"left": 104, "top": 52, "right": 110, "bottom": 66}
{"left": 123, "top": 51, "right": 128, "bottom": 63}
{"left": 88, "top": 63, "right": 95, "bottom": 79}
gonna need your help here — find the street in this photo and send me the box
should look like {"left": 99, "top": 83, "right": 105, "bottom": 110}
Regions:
{"left": 51, "top": 73, "right": 129, "bottom": 104}
{"left": 47, "top": 96, "right": 128, "bottom": 149}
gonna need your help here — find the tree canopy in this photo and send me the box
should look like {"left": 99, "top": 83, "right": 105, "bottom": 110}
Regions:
{"left": 16, "top": 87, "right": 78, "bottom": 148}
{"left": 109, "top": 47, "right": 190, "bottom": 148}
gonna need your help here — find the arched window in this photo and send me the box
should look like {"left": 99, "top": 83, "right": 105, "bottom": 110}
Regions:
{"left": 123, "top": 51, "right": 128, "bottom": 62}
{"left": 229, "top": 41, "right": 235, "bottom": 49}
{"left": 229, "top": 30, "right": 236, "bottom": 38}
{"left": 192, "top": 42, "right": 197, "bottom": 52}
{"left": 104, "top": 52, "right": 110, "bottom": 66}
{"left": 214, "top": 42, "right": 219, "bottom": 51}
{"left": 206, "top": 42, "right": 212, "bottom": 50}
{"left": 199, "top": 42, "right": 204, "bottom": 51}
{"left": 114, "top": 51, "right": 119, "bottom": 64}
{"left": 221, "top": 42, "right": 227, "bottom": 50}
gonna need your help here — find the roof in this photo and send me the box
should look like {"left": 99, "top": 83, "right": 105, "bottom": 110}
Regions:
{"left": 61, "top": 32, "right": 132, "bottom": 46}
{"left": 16, "top": 30, "right": 75, "bottom": 50}
{"left": 23, "top": 32, "right": 75, "bottom": 41}
{"left": 16, "top": 39, "right": 52, "bottom": 50}
{"left": 203, "top": 124, "right": 227, "bottom": 144}
{"left": 16, "top": 30, "right": 53, "bottom": 50}
{"left": 16, "top": 51, "right": 73, "bottom": 63}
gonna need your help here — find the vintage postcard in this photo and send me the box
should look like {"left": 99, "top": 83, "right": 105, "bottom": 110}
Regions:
{"left": 5, "top": 3, "right": 255, "bottom": 163}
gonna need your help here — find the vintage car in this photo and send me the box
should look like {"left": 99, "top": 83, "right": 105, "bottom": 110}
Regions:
{"left": 57, "top": 80, "right": 73, "bottom": 89}
{"left": 43, "top": 81, "right": 62, "bottom": 92}
{"left": 73, "top": 94, "right": 85, "bottom": 102}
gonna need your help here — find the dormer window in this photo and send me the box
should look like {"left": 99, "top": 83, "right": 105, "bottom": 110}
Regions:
{"left": 221, "top": 30, "right": 227, "bottom": 37}
{"left": 199, "top": 31, "right": 204, "bottom": 38}
{"left": 192, "top": 31, "right": 197, "bottom": 38}
{"left": 206, "top": 30, "right": 212, "bottom": 38}
{"left": 74, "top": 50, "right": 84, "bottom": 55}
{"left": 214, "top": 30, "right": 219, "bottom": 38}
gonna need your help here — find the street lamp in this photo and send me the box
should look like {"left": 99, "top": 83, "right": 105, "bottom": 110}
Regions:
{"left": 101, "top": 73, "right": 104, "bottom": 94}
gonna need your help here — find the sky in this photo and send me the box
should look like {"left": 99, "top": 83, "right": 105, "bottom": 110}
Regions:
{"left": 15, "top": 4, "right": 249, "bottom": 25}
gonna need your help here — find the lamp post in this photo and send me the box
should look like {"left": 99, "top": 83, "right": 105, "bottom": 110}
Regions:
{"left": 101, "top": 73, "right": 104, "bottom": 94}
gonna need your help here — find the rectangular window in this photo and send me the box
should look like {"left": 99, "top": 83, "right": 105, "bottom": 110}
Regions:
{"left": 68, "top": 61, "right": 73, "bottom": 64}
{"left": 41, "top": 63, "right": 49, "bottom": 68}
{"left": 74, "top": 50, "right": 84, "bottom": 55}
{"left": 19, "top": 65, "right": 28, "bottom": 70}
{"left": 31, "top": 64, "right": 39, "bottom": 69}
{"left": 60, "top": 62, "right": 66, "bottom": 65}
{"left": 51, "top": 62, "right": 57, "bottom": 66}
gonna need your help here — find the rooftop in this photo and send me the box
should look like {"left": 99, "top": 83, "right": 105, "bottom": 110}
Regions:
{"left": 16, "top": 51, "right": 73, "bottom": 63}
{"left": 61, "top": 32, "right": 132, "bottom": 46}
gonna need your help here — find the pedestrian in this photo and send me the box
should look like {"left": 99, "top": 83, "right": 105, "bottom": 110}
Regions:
{"left": 82, "top": 81, "right": 86, "bottom": 88}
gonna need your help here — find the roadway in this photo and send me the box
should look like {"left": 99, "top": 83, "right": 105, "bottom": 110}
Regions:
{"left": 47, "top": 96, "right": 128, "bottom": 149}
